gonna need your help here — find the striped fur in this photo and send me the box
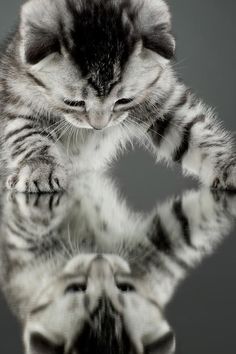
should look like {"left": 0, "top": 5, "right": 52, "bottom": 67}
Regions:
{"left": 0, "top": 173, "right": 235, "bottom": 353}
{"left": 143, "top": 83, "right": 236, "bottom": 190}
{"left": 0, "top": 0, "right": 235, "bottom": 192}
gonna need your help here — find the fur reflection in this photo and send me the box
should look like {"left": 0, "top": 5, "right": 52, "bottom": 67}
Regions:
{"left": 0, "top": 174, "right": 236, "bottom": 354}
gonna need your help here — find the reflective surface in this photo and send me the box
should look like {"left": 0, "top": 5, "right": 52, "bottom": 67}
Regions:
{"left": 0, "top": 170, "right": 236, "bottom": 354}
{"left": 0, "top": 1, "right": 236, "bottom": 353}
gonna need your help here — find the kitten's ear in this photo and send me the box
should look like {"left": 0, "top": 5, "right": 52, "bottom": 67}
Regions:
{"left": 130, "top": 0, "right": 175, "bottom": 60}
{"left": 20, "top": 0, "right": 61, "bottom": 65}
{"left": 142, "top": 24, "right": 175, "bottom": 60}
{"left": 26, "top": 332, "right": 64, "bottom": 354}
{"left": 144, "top": 331, "right": 176, "bottom": 354}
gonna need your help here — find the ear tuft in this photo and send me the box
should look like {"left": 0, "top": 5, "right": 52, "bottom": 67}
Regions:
{"left": 28, "top": 333, "right": 64, "bottom": 354}
{"left": 131, "top": 0, "right": 176, "bottom": 59}
{"left": 20, "top": 0, "right": 61, "bottom": 65}
{"left": 142, "top": 24, "right": 175, "bottom": 60}
{"left": 24, "top": 27, "right": 61, "bottom": 65}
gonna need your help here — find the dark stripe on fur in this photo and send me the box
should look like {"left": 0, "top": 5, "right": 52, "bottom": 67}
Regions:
{"left": 5, "top": 124, "right": 34, "bottom": 141}
{"left": 54, "top": 178, "right": 61, "bottom": 188}
{"left": 172, "top": 198, "right": 193, "bottom": 248}
{"left": 174, "top": 89, "right": 190, "bottom": 109}
{"left": 40, "top": 145, "right": 50, "bottom": 156}
{"left": 18, "top": 115, "right": 36, "bottom": 121}
{"left": 171, "top": 254, "right": 191, "bottom": 271}
{"left": 11, "top": 139, "right": 43, "bottom": 159}
{"left": 23, "top": 147, "right": 43, "bottom": 161}
{"left": 5, "top": 114, "right": 37, "bottom": 123}
{"left": 11, "top": 130, "right": 55, "bottom": 146}
{"left": 66, "top": 0, "right": 136, "bottom": 96}
{"left": 148, "top": 113, "right": 173, "bottom": 146}
{"left": 33, "top": 181, "right": 41, "bottom": 193}
{"left": 6, "top": 223, "right": 32, "bottom": 242}
{"left": 11, "top": 131, "right": 42, "bottom": 146}
{"left": 148, "top": 216, "right": 172, "bottom": 253}
{"left": 12, "top": 145, "right": 32, "bottom": 159}
{"left": 11, "top": 142, "right": 50, "bottom": 160}
{"left": 173, "top": 114, "right": 205, "bottom": 162}
{"left": 48, "top": 171, "right": 54, "bottom": 190}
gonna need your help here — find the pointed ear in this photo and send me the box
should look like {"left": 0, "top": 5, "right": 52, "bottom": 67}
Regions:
{"left": 26, "top": 333, "right": 64, "bottom": 354}
{"left": 20, "top": 0, "right": 61, "bottom": 65}
{"left": 131, "top": 0, "right": 175, "bottom": 59}
{"left": 142, "top": 24, "right": 175, "bottom": 60}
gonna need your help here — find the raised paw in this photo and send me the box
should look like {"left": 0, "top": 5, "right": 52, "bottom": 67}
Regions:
{"left": 7, "top": 159, "right": 68, "bottom": 193}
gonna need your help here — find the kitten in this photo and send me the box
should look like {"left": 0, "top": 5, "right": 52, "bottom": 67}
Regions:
{"left": 0, "top": 173, "right": 235, "bottom": 354}
{"left": 0, "top": 0, "right": 235, "bottom": 193}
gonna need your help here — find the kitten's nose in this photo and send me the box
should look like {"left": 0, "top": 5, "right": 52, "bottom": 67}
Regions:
{"left": 88, "top": 255, "right": 114, "bottom": 279}
{"left": 88, "top": 112, "right": 111, "bottom": 130}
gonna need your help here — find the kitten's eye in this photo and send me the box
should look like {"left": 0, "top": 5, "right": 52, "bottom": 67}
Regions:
{"left": 65, "top": 283, "right": 87, "bottom": 294}
{"left": 115, "top": 98, "right": 134, "bottom": 106}
{"left": 64, "top": 99, "right": 86, "bottom": 108}
{"left": 116, "top": 283, "right": 135, "bottom": 292}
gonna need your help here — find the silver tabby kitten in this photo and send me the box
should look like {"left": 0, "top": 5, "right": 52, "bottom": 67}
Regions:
{"left": 0, "top": 0, "right": 235, "bottom": 192}
{"left": 0, "top": 173, "right": 236, "bottom": 354}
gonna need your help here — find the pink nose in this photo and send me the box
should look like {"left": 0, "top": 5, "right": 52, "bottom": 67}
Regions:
{"left": 88, "top": 112, "right": 111, "bottom": 130}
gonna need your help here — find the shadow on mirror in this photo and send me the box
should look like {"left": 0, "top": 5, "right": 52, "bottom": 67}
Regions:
{"left": 0, "top": 173, "right": 235, "bottom": 354}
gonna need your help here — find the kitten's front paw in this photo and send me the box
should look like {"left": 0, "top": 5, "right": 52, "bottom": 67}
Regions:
{"left": 7, "top": 159, "right": 67, "bottom": 193}
{"left": 8, "top": 192, "right": 69, "bottom": 225}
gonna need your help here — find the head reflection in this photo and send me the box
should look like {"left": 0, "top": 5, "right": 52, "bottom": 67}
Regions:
{"left": 0, "top": 173, "right": 235, "bottom": 354}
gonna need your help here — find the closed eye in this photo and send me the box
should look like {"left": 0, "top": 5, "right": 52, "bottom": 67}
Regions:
{"left": 65, "top": 283, "right": 87, "bottom": 294}
{"left": 64, "top": 99, "right": 86, "bottom": 108}
{"left": 116, "top": 282, "right": 135, "bottom": 292}
{"left": 115, "top": 98, "right": 134, "bottom": 106}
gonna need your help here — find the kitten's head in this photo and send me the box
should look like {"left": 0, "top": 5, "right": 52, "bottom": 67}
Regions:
{"left": 24, "top": 254, "right": 175, "bottom": 354}
{"left": 19, "top": 0, "right": 175, "bottom": 130}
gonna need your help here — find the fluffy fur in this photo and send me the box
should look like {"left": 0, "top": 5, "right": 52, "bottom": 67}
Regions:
{"left": 0, "top": 173, "right": 236, "bottom": 354}
{"left": 0, "top": 0, "right": 235, "bottom": 192}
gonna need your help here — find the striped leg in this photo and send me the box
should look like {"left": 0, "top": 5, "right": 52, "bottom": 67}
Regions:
{"left": 4, "top": 116, "right": 68, "bottom": 193}
{"left": 2, "top": 192, "right": 69, "bottom": 264}
{"left": 148, "top": 83, "right": 236, "bottom": 190}
{"left": 145, "top": 189, "right": 236, "bottom": 306}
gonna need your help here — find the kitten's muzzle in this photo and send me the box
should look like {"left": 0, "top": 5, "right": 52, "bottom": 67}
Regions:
{"left": 87, "top": 111, "right": 112, "bottom": 130}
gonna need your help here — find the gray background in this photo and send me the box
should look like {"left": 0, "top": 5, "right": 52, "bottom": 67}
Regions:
{"left": 0, "top": 1, "right": 236, "bottom": 353}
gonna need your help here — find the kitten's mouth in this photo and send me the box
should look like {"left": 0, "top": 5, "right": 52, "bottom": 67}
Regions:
{"left": 64, "top": 111, "right": 128, "bottom": 131}
{"left": 91, "top": 126, "right": 104, "bottom": 131}
{"left": 66, "top": 117, "right": 111, "bottom": 131}
{"left": 88, "top": 121, "right": 108, "bottom": 130}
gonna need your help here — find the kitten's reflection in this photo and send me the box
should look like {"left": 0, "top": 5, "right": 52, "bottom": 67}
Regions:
{"left": 0, "top": 173, "right": 235, "bottom": 354}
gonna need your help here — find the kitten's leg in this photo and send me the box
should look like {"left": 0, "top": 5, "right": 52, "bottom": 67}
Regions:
{"left": 145, "top": 189, "right": 236, "bottom": 306}
{"left": 147, "top": 84, "right": 236, "bottom": 190}
{"left": 4, "top": 116, "right": 68, "bottom": 193}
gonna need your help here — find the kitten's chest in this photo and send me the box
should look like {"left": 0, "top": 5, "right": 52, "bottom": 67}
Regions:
{"left": 60, "top": 129, "right": 103, "bottom": 155}
{"left": 60, "top": 126, "right": 127, "bottom": 171}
